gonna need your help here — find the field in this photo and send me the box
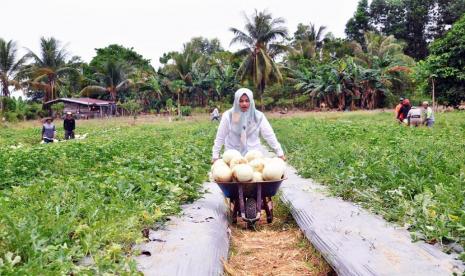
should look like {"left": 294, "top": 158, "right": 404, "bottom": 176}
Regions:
{"left": 0, "top": 118, "right": 214, "bottom": 273}
{"left": 1, "top": 111, "right": 464, "bottom": 273}
{"left": 274, "top": 111, "right": 465, "bottom": 259}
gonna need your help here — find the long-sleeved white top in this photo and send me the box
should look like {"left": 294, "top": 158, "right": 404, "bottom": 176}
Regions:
{"left": 212, "top": 110, "right": 284, "bottom": 159}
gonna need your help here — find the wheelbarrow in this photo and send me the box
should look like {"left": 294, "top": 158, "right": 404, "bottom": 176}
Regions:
{"left": 216, "top": 177, "right": 286, "bottom": 227}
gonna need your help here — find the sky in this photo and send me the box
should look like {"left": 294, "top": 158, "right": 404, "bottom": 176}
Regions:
{"left": 2, "top": 0, "right": 359, "bottom": 70}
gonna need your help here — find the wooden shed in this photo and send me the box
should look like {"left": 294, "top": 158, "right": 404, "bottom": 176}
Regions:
{"left": 45, "top": 97, "right": 116, "bottom": 118}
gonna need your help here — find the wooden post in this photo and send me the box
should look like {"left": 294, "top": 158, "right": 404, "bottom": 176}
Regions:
{"left": 431, "top": 77, "right": 436, "bottom": 112}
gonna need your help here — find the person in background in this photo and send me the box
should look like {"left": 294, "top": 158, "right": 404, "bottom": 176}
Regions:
{"left": 64, "top": 112, "right": 76, "bottom": 139}
{"left": 42, "top": 117, "right": 56, "bottom": 143}
{"left": 407, "top": 106, "right": 422, "bottom": 127}
{"left": 211, "top": 107, "right": 220, "bottom": 121}
{"left": 398, "top": 98, "right": 411, "bottom": 124}
{"left": 395, "top": 97, "right": 404, "bottom": 120}
{"left": 422, "top": 101, "right": 435, "bottom": 127}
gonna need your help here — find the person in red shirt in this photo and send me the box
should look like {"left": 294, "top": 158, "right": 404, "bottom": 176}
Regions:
{"left": 397, "top": 99, "right": 411, "bottom": 124}
{"left": 395, "top": 98, "right": 404, "bottom": 121}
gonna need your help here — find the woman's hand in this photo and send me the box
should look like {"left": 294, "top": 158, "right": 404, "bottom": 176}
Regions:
{"left": 278, "top": 155, "right": 287, "bottom": 161}
{"left": 211, "top": 158, "right": 218, "bottom": 164}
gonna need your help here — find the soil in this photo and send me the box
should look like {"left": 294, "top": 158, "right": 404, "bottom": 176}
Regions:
{"left": 223, "top": 199, "right": 335, "bottom": 276}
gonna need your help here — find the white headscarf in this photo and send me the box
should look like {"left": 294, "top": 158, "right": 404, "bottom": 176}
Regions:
{"left": 229, "top": 88, "right": 263, "bottom": 155}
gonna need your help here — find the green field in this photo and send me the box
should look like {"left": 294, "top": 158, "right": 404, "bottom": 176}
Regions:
{"left": 1, "top": 112, "right": 464, "bottom": 273}
{"left": 274, "top": 111, "right": 465, "bottom": 259}
{"left": 0, "top": 119, "right": 214, "bottom": 273}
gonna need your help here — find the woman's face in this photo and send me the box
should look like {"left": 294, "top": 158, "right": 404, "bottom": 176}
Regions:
{"left": 239, "top": 94, "right": 250, "bottom": 112}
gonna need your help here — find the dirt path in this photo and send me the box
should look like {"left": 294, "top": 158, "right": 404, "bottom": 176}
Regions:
{"left": 223, "top": 200, "right": 334, "bottom": 276}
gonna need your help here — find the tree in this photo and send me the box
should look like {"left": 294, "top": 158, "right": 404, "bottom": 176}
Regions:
{"left": 423, "top": 14, "right": 465, "bottom": 105}
{"left": 80, "top": 60, "right": 133, "bottom": 102}
{"left": 159, "top": 37, "right": 226, "bottom": 108}
{"left": 87, "top": 44, "right": 153, "bottom": 74}
{"left": 184, "top": 37, "right": 223, "bottom": 56}
{"left": 168, "top": 79, "right": 186, "bottom": 117}
{"left": 294, "top": 23, "right": 327, "bottom": 49}
{"left": 0, "top": 39, "right": 26, "bottom": 111}
{"left": 351, "top": 32, "right": 414, "bottom": 108}
{"left": 135, "top": 75, "right": 162, "bottom": 111}
{"left": 368, "top": 0, "right": 465, "bottom": 59}
{"left": 120, "top": 99, "right": 142, "bottom": 124}
{"left": 370, "top": 0, "right": 406, "bottom": 38}
{"left": 345, "top": 0, "right": 372, "bottom": 45}
{"left": 230, "top": 10, "right": 288, "bottom": 108}
{"left": 25, "top": 37, "right": 79, "bottom": 103}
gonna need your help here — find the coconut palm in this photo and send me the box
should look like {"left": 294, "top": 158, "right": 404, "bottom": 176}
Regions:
{"left": 25, "top": 37, "right": 78, "bottom": 103}
{"left": 287, "top": 23, "right": 328, "bottom": 64}
{"left": 0, "top": 39, "right": 25, "bottom": 97}
{"left": 136, "top": 75, "right": 163, "bottom": 110}
{"left": 294, "top": 23, "right": 327, "bottom": 49}
{"left": 230, "top": 10, "right": 288, "bottom": 108}
{"left": 80, "top": 60, "right": 133, "bottom": 102}
{"left": 0, "top": 39, "right": 26, "bottom": 111}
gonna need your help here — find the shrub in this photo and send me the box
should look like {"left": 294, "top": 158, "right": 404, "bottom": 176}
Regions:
{"left": 294, "top": 95, "right": 310, "bottom": 109}
{"left": 1, "top": 97, "right": 16, "bottom": 112}
{"left": 4, "top": 112, "right": 18, "bottom": 122}
{"left": 25, "top": 103, "right": 43, "bottom": 120}
{"left": 275, "top": 98, "right": 294, "bottom": 109}
{"left": 51, "top": 102, "right": 65, "bottom": 117}
{"left": 181, "top": 106, "right": 192, "bottom": 116}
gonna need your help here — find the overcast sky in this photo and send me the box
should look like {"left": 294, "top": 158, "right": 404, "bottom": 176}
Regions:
{"left": 2, "top": 0, "right": 359, "bottom": 69}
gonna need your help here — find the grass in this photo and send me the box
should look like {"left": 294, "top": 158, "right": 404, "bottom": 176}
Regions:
{"left": 2, "top": 110, "right": 464, "bottom": 273}
{"left": 273, "top": 111, "right": 465, "bottom": 260}
{"left": 0, "top": 117, "right": 215, "bottom": 273}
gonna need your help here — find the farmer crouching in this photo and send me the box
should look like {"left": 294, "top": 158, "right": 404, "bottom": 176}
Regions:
{"left": 407, "top": 106, "right": 422, "bottom": 127}
{"left": 211, "top": 88, "right": 286, "bottom": 162}
{"left": 422, "top": 101, "right": 435, "bottom": 127}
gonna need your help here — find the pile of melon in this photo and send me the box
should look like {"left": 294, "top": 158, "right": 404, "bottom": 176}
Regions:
{"left": 211, "top": 149, "right": 286, "bottom": 183}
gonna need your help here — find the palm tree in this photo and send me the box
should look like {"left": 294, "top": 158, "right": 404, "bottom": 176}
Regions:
{"left": 0, "top": 39, "right": 26, "bottom": 111}
{"left": 294, "top": 23, "right": 327, "bottom": 49}
{"left": 288, "top": 23, "right": 328, "bottom": 64}
{"left": 136, "top": 75, "right": 163, "bottom": 110}
{"left": 25, "top": 37, "right": 79, "bottom": 103}
{"left": 80, "top": 60, "right": 133, "bottom": 102}
{"left": 230, "top": 10, "right": 288, "bottom": 108}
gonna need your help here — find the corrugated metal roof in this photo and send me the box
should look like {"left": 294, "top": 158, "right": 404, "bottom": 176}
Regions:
{"left": 45, "top": 98, "right": 114, "bottom": 106}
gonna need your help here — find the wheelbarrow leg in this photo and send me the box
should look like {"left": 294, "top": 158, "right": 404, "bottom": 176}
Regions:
{"left": 256, "top": 183, "right": 262, "bottom": 220}
{"left": 230, "top": 198, "right": 239, "bottom": 224}
{"left": 263, "top": 197, "right": 273, "bottom": 223}
{"left": 237, "top": 184, "right": 246, "bottom": 220}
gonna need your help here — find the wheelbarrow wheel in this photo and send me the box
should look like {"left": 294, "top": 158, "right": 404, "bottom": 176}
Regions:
{"left": 245, "top": 198, "right": 257, "bottom": 220}
{"left": 245, "top": 198, "right": 257, "bottom": 228}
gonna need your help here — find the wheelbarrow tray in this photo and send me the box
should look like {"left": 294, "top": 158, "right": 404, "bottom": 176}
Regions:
{"left": 216, "top": 178, "right": 285, "bottom": 199}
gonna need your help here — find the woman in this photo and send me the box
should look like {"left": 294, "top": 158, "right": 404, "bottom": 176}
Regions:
{"left": 212, "top": 88, "right": 285, "bottom": 162}
{"left": 41, "top": 117, "right": 56, "bottom": 143}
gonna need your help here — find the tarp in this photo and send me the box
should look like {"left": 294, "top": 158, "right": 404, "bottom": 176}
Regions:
{"left": 280, "top": 167, "right": 465, "bottom": 276}
{"left": 134, "top": 182, "right": 229, "bottom": 276}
